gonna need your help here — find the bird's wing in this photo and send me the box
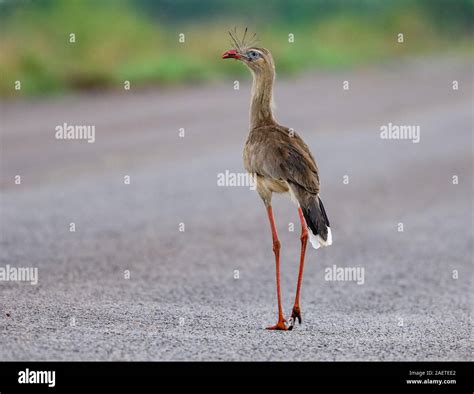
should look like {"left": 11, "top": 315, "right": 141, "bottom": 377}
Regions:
{"left": 259, "top": 126, "right": 320, "bottom": 194}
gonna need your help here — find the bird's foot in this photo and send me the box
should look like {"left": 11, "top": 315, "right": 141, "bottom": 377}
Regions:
{"left": 266, "top": 318, "right": 288, "bottom": 331}
{"left": 288, "top": 305, "right": 302, "bottom": 330}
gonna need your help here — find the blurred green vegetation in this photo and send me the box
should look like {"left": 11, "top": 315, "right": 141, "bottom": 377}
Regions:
{"left": 0, "top": 0, "right": 472, "bottom": 96}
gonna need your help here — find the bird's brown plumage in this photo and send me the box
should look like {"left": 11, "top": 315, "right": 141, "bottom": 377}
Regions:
{"left": 234, "top": 45, "right": 330, "bottom": 244}
{"left": 244, "top": 124, "right": 320, "bottom": 202}
{"left": 222, "top": 36, "right": 332, "bottom": 241}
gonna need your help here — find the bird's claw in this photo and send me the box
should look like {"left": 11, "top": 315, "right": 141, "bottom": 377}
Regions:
{"left": 266, "top": 319, "right": 288, "bottom": 331}
{"left": 288, "top": 306, "right": 302, "bottom": 330}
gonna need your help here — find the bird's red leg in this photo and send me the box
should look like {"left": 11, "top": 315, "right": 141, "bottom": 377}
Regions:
{"left": 289, "top": 207, "right": 308, "bottom": 330}
{"left": 265, "top": 205, "right": 288, "bottom": 331}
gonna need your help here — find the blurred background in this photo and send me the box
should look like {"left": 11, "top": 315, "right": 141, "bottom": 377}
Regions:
{"left": 0, "top": 0, "right": 472, "bottom": 96}
{"left": 0, "top": 0, "right": 472, "bottom": 361}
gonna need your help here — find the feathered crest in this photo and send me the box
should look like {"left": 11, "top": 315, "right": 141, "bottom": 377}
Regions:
{"left": 228, "top": 27, "right": 259, "bottom": 53}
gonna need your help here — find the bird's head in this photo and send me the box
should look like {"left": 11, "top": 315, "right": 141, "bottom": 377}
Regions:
{"left": 222, "top": 28, "right": 274, "bottom": 74}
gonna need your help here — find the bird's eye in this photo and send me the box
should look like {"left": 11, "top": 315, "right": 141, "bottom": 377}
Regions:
{"left": 247, "top": 51, "right": 260, "bottom": 60}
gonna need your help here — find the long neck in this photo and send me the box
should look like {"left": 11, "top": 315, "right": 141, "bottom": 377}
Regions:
{"left": 250, "top": 69, "right": 276, "bottom": 129}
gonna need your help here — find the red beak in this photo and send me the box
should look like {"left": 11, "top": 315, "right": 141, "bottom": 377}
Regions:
{"left": 222, "top": 49, "right": 241, "bottom": 60}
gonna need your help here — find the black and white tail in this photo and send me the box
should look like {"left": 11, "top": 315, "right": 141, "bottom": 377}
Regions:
{"left": 301, "top": 195, "right": 332, "bottom": 250}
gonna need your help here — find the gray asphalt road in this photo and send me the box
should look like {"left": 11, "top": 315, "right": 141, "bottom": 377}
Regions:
{"left": 0, "top": 55, "right": 472, "bottom": 361}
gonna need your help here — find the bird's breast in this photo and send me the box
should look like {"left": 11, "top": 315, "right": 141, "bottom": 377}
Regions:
{"left": 259, "top": 177, "right": 290, "bottom": 194}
